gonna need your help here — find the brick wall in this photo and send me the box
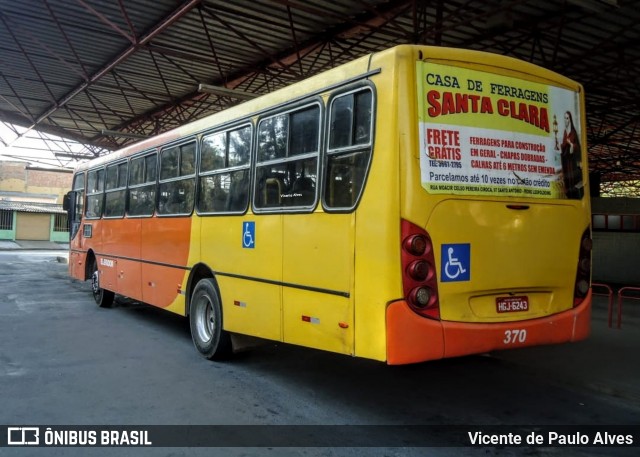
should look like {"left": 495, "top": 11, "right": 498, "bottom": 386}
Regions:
{"left": 26, "top": 167, "right": 72, "bottom": 188}
{"left": 0, "top": 161, "right": 27, "bottom": 184}
{"left": 0, "top": 161, "right": 72, "bottom": 200}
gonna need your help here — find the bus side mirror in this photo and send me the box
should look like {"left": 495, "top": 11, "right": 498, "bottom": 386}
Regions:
{"left": 63, "top": 192, "right": 72, "bottom": 211}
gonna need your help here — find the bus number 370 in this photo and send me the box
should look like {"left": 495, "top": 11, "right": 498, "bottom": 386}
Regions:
{"left": 503, "top": 329, "right": 527, "bottom": 345}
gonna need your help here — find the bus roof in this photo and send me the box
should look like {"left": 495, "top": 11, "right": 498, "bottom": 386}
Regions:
{"left": 74, "top": 44, "right": 581, "bottom": 172}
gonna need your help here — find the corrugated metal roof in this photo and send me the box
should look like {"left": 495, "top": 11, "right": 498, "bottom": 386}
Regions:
{"left": 0, "top": 0, "right": 639, "bottom": 192}
{"left": 0, "top": 200, "right": 65, "bottom": 215}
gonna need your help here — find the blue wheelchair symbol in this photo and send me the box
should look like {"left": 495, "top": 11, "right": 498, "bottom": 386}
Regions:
{"left": 441, "top": 244, "right": 470, "bottom": 282}
{"left": 242, "top": 221, "right": 255, "bottom": 249}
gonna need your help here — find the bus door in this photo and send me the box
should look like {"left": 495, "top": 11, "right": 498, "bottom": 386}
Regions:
{"left": 141, "top": 216, "right": 192, "bottom": 312}
{"left": 140, "top": 141, "right": 196, "bottom": 314}
{"left": 102, "top": 161, "right": 142, "bottom": 301}
{"left": 101, "top": 219, "right": 142, "bottom": 301}
{"left": 281, "top": 84, "right": 374, "bottom": 355}
{"left": 64, "top": 189, "right": 85, "bottom": 281}
{"left": 211, "top": 216, "right": 284, "bottom": 342}
{"left": 282, "top": 212, "right": 355, "bottom": 355}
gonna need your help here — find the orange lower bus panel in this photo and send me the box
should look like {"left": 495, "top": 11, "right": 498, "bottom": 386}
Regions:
{"left": 386, "top": 290, "right": 592, "bottom": 365}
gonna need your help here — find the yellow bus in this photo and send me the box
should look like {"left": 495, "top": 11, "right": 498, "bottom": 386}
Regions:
{"left": 65, "top": 45, "right": 592, "bottom": 364}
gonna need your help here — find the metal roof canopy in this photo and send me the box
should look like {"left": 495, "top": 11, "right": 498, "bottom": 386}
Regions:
{"left": 1, "top": 0, "right": 639, "bottom": 195}
{"left": 0, "top": 200, "right": 65, "bottom": 215}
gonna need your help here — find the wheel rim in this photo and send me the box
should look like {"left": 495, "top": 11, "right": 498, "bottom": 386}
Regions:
{"left": 195, "top": 293, "right": 215, "bottom": 344}
{"left": 91, "top": 269, "right": 100, "bottom": 298}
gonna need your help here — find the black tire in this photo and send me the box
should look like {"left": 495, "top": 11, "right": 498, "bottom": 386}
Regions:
{"left": 91, "top": 260, "right": 114, "bottom": 308}
{"left": 189, "top": 278, "right": 232, "bottom": 360}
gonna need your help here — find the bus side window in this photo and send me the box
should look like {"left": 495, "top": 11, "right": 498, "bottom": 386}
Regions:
{"left": 254, "top": 103, "right": 320, "bottom": 211}
{"left": 86, "top": 168, "right": 105, "bottom": 218}
{"left": 324, "top": 88, "right": 373, "bottom": 210}
{"left": 264, "top": 177, "right": 282, "bottom": 206}
{"left": 225, "top": 170, "right": 249, "bottom": 211}
{"left": 329, "top": 96, "right": 353, "bottom": 149}
{"left": 326, "top": 153, "right": 371, "bottom": 208}
{"left": 160, "top": 179, "right": 193, "bottom": 214}
{"left": 292, "top": 175, "right": 315, "bottom": 205}
{"left": 104, "top": 161, "right": 128, "bottom": 218}
{"left": 158, "top": 142, "right": 196, "bottom": 216}
{"left": 198, "top": 125, "right": 251, "bottom": 214}
{"left": 328, "top": 161, "right": 355, "bottom": 207}
{"left": 69, "top": 172, "right": 85, "bottom": 239}
{"left": 128, "top": 152, "right": 157, "bottom": 217}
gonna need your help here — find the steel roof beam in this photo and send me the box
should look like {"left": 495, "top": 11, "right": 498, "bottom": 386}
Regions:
{"left": 29, "top": 0, "right": 202, "bottom": 130}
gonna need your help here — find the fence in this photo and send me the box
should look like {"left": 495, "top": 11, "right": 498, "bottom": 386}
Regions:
{"left": 616, "top": 286, "right": 640, "bottom": 329}
{"left": 593, "top": 282, "right": 640, "bottom": 329}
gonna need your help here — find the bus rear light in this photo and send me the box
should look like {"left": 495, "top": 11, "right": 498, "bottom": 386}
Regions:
{"left": 409, "top": 286, "right": 432, "bottom": 308}
{"left": 575, "top": 279, "right": 590, "bottom": 296}
{"left": 409, "top": 287, "right": 440, "bottom": 319}
{"left": 401, "top": 219, "right": 440, "bottom": 320}
{"left": 403, "top": 234, "right": 429, "bottom": 256}
{"left": 573, "top": 228, "right": 592, "bottom": 306}
{"left": 407, "top": 260, "right": 430, "bottom": 281}
{"left": 581, "top": 237, "right": 593, "bottom": 252}
{"left": 578, "top": 257, "right": 591, "bottom": 273}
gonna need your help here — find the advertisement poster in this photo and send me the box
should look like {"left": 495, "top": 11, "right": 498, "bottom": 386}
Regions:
{"left": 417, "top": 62, "right": 584, "bottom": 199}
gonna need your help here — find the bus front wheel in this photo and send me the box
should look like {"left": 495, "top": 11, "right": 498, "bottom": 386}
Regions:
{"left": 91, "top": 260, "right": 114, "bottom": 308}
{"left": 189, "top": 278, "right": 232, "bottom": 360}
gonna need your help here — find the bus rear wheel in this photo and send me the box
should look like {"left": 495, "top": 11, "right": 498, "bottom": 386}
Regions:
{"left": 91, "top": 260, "right": 114, "bottom": 308}
{"left": 189, "top": 278, "right": 232, "bottom": 360}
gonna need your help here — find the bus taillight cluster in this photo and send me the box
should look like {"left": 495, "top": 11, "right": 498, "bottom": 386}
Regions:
{"left": 574, "top": 228, "right": 592, "bottom": 306}
{"left": 401, "top": 219, "right": 440, "bottom": 319}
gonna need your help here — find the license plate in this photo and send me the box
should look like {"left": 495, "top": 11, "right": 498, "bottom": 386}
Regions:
{"left": 496, "top": 296, "right": 529, "bottom": 313}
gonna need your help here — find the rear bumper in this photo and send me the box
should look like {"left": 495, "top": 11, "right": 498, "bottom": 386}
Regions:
{"left": 386, "top": 289, "right": 592, "bottom": 365}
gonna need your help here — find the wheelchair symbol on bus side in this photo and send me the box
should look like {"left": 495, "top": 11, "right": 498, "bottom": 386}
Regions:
{"left": 441, "top": 243, "right": 470, "bottom": 282}
{"left": 242, "top": 221, "right": 255, "bottom": 249}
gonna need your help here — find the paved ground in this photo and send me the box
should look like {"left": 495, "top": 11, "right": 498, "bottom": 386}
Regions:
{"left": 3, "top": 241, "right": 635, "bottom": 404}
{"left": 0, "top": 249, "right": 638, "bottom": 457}
{"left": 498, "top": 293, "right": 640, "bottom": 405}
{"left": 0, "top": 240, "right": 69, "bottom": 250}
